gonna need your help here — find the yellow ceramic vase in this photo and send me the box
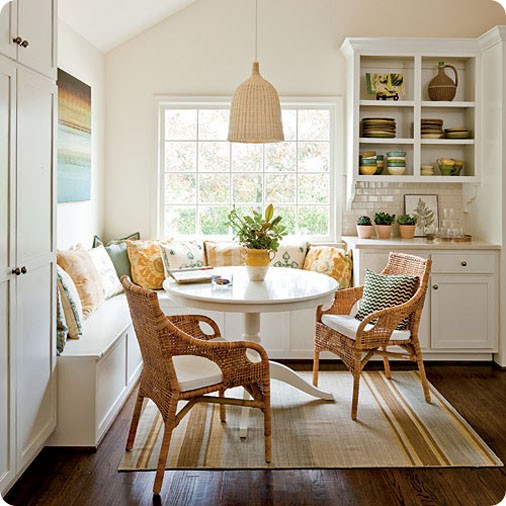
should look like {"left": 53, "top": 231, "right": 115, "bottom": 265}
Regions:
{"left": 243, "top": 249, "right": 275, "bottom": 281}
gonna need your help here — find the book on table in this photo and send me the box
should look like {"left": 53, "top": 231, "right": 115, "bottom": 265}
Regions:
{"left": 168, "top": 267, "right": 217, "bottom": 284}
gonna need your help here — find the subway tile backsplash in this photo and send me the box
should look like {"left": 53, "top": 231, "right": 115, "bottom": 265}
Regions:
{"left": 342, "top": 182, "right": 464, "bottom": 236}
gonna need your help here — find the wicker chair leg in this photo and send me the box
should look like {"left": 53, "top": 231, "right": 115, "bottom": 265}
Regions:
{"left": 263, "top": 387, "right": 272, "bottom": 463}
{"left": 351, "top": 369, "right": 361, "bottom": 420}
{"left": 126, "top": 393, "right": 144, "bottom": 450}
{"left": 382, "top": 347, "right": 392, "bottom": 380}
{"left": 312, "top": 349, "right": 320, "bottom": 386}
{"left": 414, "top": 346, "right": 431, "bottom": 403}
{"left": 219, "top": 390, "right": 226, "bottom": 422}
{"left": 153, "top": 401, "right": 178, "bottom": 495}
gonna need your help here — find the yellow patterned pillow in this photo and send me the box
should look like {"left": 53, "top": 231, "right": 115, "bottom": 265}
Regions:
{"left": 204, "top": 241, "right": 244, "bottom": 267}
{"left": 303, "top": 246, "right": 353, "bottom": 288}
{"left": 57, "top": 248, "right": 104, "bottom": 317}
{"left": 126, "top": 240, "right": 167, "bottom": 289}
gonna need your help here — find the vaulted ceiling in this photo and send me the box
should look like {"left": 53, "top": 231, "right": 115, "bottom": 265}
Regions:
{"left": 59, "top": 0, "right": 198, "bottom": 52}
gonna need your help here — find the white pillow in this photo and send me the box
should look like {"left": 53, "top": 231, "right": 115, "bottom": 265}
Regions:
{"left": 271, "top": 240, "right": 310, "bottom": 269}
{"left": 160, "top": 241, "right": 206, "bottom": 275}
{"left": 89, "top": 245, "right": 123, "bottom": 299}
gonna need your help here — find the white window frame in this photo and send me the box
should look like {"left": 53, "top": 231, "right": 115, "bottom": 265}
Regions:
{"left": 153, "top": 96, "right": 343, "bottom": 243}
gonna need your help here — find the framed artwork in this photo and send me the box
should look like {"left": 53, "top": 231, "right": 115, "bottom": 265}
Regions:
{"left": 404, "top": 194, "right": 438, "bottom": 237}
{"left": 365, "top": 73, "right": 406, "bottom": 100}
{"left": 57, "top": 69, "right": 91, "bottom": 203}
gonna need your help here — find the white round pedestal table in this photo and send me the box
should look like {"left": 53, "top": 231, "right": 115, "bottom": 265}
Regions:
{"left": 163, "top": 266, "right": 338, "bottom": 437}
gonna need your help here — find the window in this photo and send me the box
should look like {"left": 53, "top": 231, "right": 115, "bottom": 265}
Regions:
{"left": 157, "top": 98, "right": 340, "bottom": 242}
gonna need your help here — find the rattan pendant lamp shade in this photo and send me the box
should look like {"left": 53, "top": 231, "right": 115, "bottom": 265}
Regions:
{"left": 228, "top": 1, "right": 284, "bottom": 143}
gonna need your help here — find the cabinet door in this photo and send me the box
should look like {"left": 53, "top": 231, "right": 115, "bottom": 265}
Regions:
{"left": 15, "top": 68, "right": 56, "bottom": 472}
{"left": 0, "top": 1, "right": 17, "bottom": 60}
{"left": 430, "top": 274, "right": 497, "bottom": 350}
{"left": 17, "top": 0, "right": 55, "bottom": 78}
{"left": 0, "top": 58, "right": 16, "bottom": 495}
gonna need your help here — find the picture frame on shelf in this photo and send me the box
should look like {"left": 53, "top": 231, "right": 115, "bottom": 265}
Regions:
{"left": 365, "top": 73, "right": 406, "bottom": 101}
{"left": 404, "top": 194, "right": 438, "bottom": 237}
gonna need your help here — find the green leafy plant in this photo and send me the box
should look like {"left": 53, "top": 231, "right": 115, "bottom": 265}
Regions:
{"left": 357, "top": 215, "right": 372, "bottom": 226}
{"left": 227, "top": 204, "right": 287, "bottom": 251}
{"left": 374, "top": 211, "right": 396, "bottom": 225}
{"left": 397, "top": 214, "right": 417, "bottom": 226}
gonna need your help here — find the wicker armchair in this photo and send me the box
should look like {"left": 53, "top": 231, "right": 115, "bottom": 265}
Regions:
{"left": 121, "top": 276, "right": 271, "bottom": 495}
{"left": 313, "top": 252, "right": 432, "bottom": 420}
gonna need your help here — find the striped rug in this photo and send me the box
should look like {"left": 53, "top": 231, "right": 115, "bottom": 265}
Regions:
{"left": 119, "top": 371, "right": 502, "bottom": 470}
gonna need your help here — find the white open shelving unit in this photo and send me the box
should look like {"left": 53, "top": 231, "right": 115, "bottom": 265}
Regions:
{"left": 340, "top": 37, "right": 482, "bottom": 202}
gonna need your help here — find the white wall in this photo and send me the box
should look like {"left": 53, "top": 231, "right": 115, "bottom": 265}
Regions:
{"left": 57, "top": 21, "right": 106, "bottom": 249}
{"left": 104, "top": 0, "right": 506, "bottom": 240}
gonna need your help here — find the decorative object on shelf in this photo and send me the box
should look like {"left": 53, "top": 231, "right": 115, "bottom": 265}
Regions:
{"left": 436, "top": 158, "right": 464, "bottom": 176}
{"left": 361, "top": 117, "right": 396, "bottom": 138}
{"left": 444, "top": 128, "right": 470, "bottom": 139}
{"left": 421, "top": 164, "right": 435, "bottom": 176}
{"left": 375, "top": 155, "right": 384, "bottom": 175}
{"left": 359, "top": 151, "right": 377, "bottom": 175}
{"left": 386, "top": 150, "right": 406, "bottom": 175}
{"left": 57, "top": 69, "right": 92, "bottom": 203}
{"left": 404, "top": 194, "right": 438, "bottom": 237}
{"left": 365, "top": 73, "right": 405, "bottom": 100}
{"left": 356, "top": 216, "right": 373, "bottom": 239}
{"left": 421, "top": 118, "right": 444, "bottom": 139}
{"left": 428, "top": 62, "right": 458, "bottom": 101}
{"left": 228, "top": 0, "right": 284, "bottom": 143}
{"left": 374, "top": 211, "right": 396, "bottom": 239}
{"left": 397, "top": 214, "right": 418, "bottom": 239}
{"left": 227, "top": 204, "right": 287, "bottom": 281}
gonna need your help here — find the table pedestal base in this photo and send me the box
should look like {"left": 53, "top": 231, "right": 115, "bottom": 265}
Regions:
{"left": 239, "top": 313, "right": 333, "bottom": 438}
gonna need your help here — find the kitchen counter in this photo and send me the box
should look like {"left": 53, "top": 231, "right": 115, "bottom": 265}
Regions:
{"left": 342, "top": 236, "right": 501, "bottom": 250}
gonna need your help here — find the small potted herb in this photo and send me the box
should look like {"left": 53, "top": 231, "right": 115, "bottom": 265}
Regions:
{"left": 374, "top": 211, "right": 396, "bottom": 240}
{"left": 356, "top": 215, "right": 373, "bottom": 239}
{"left": 397, "top": 214, "right": 417, "bottom": 239}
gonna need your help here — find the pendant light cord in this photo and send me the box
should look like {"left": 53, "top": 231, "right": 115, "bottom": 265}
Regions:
{"left": 255, "top": 0, "right": 258, "bottom": 61}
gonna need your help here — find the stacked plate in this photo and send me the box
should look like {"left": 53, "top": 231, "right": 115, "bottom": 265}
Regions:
{"left": 445, "top": 128, "right": 470, "bottom": 139}
{"left": 421, "top": 118, "right": 443, "bottom": 139}
{"left": 359, "top": 151, "right": 377, "bottom": 175}
{"left": 386, "top": 151, "right": 406, "bottom": 175}
{"left": 361, "top": 117, "right": 396, "bottom": 138}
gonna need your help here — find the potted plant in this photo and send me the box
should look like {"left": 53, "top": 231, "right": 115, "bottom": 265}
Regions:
{"left": 374, "top": 211, "right": 396, "bottom": 240}
{"left": 397, "top": 214, "right": 418, "bottom": 239}
{"left": 227, "top": 204, "right": 287, "bottom": 281}
{"left": 356, "top": 215, "right": 373, "bottom": 239}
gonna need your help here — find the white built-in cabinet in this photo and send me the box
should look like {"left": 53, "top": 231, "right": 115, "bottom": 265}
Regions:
{"left": 0, "top": 0, "right": 55, "bottom": 79}
{"left": 0, "top": 0, "right": 56, "bottom": 496}
{"left": 344, "top": 237, "right": 499, "bottom": 360}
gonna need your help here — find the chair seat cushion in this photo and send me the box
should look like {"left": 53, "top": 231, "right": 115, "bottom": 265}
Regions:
{"left": 321, "top": 314, "right": 411, "bottom": 341}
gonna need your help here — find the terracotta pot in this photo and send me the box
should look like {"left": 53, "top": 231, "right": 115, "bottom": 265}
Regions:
{"left": 356, "top": 225, "right": 373, "bottom": 239}
{"left": 375, "top": 224, "right": 392, "bottom": 240}
{"left": 399, "top": 225, "right": 416, "bottom": 239}
{"left": 243, "top": 248, "right": 274, "bottom": 281}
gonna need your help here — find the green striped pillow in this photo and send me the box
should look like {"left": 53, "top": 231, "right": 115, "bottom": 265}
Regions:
{"left": 355, "top": 269, "right": 418, "bottom": 331}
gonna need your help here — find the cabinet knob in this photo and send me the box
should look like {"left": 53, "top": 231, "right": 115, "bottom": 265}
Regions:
{"left": 20, "top": 39, "right": 29, "bottom": 48}
{"left": 461, "top": 261, "right": 467, "bottom": 267}
{"left": 433, "top": 284, "right": 439, "bottom": 290}
{"left": 12, "top": 36, "right": 22, "bottom": 45}
{"left": 21, "top": 266, "right": 27, "bottom": 274}
{"left": 11, "top": 267, "right": 21, "bottom": 276}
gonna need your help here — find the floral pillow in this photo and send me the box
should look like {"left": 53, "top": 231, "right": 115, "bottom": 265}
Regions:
{"left": 270, "top": 240, "right": 310, "bottom": 269}
{"left": 126, "top": 240, "right": 167, "bottom": 290}
{"left": 160, "top": 241, "right": 205, "bottom": 275}
{"left": 88, "top": 245, "right": 123, "bottom": 299}
{"left": 56, "top": 265, "right": 83, "bottom": 338}
{"left": 303, "top": 246, "right": 353, "bottom": 288}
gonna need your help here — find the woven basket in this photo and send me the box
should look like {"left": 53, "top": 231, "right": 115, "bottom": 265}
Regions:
{"left": 428, "top": 64, "right": 458, "bottom": 101}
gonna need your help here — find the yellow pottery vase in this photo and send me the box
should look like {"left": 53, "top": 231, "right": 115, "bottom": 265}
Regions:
{"left": 243, "top": 249, "right": 275, "bottom": 281}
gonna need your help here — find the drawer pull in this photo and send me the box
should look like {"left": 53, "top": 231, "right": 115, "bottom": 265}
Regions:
{"left": 20, "top": 39, "right": 29, "bottom": 48}
{"left": 12, "top": 36, "right": 22, "bottom": 45}
{"left": 461, "top": 261, "right": 467, "bottom": 267}
{"left": 433, "top": 284, "right": 439, "bottom": 290}
{"left": 11, "top": 267, "right": 21, "bottom": 276}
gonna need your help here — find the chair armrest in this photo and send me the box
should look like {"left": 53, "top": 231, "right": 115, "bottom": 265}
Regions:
{"left": 317, "top": 286, "right": 364, "bottom": 321}
{"left": 167, "top": 314, "right": 221, "bottom": 341}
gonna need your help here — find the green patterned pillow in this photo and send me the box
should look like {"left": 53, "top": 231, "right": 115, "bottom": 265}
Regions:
{"left": 93, "top": 232, "right": 140, "bottom": 278}
{"left": 92, "top": 232, "right": 140, "bottom": 248}
{"left": 56, "top": 287, "right": 68, "bottom": 354}
{"left": 355, "top": 269, "right": 418, "bottom": 330}
{"left": 56, "top": 266, "right": 83, "bottom": 339}
{"left": 160, "top": 241, "right": 205, "bottom": 276}
{"left": 270, "top": 241, "right": 310, "bottom": 269}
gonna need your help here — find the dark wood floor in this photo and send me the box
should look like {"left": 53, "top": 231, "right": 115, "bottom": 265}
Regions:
{"left": 5, "top": 363, "right": 506, "bottom": 506}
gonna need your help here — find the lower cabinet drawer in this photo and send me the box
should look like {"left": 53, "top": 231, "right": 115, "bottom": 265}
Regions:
{"left": 431, "top": 253, "right": 495, "bottom": 274}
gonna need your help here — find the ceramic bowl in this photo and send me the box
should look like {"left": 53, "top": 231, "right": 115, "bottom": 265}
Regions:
{"left": 439, "top": 165, "right": 457, "bottom": 176}
{"left": 387, "top": 151, "right": 406, "bottom": 157}
{"left": 387, "top": 166, "right": 406, "bottom": 175}
{"left": 359, "top": 165, "right": 377, "bottom": 175}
